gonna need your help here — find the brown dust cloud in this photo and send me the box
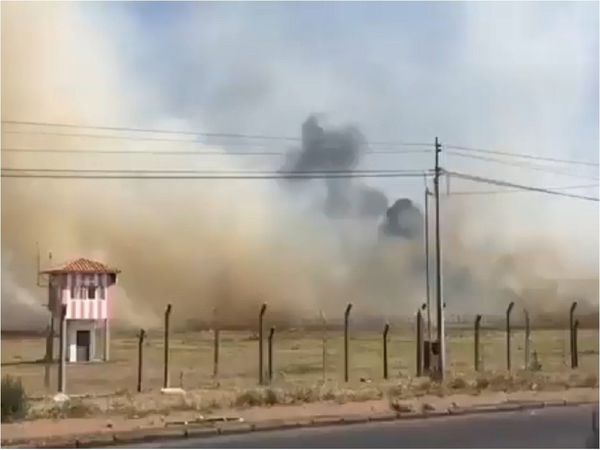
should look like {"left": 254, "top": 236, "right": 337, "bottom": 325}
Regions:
{"left": 2, "top": 3, "right": 598, "bottom": 331}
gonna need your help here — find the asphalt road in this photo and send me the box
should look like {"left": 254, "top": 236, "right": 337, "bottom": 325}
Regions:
{"left": 134, "top": 404, "right": 599, "bottom": 449}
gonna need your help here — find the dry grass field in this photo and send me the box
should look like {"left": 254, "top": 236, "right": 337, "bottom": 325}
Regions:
{"left": 2, "top": 326, "right": 598, "bottom": 398}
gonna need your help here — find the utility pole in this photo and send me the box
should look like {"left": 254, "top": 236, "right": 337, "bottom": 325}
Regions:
{"left": 434, "top": 136, "right": 445, "bottom": 380}
{"left": 424, "top": 186, "right": 432, "bottom": 341}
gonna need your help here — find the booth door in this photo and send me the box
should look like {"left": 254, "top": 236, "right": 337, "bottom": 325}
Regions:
{"left": 76, "top": 330, "right": 90, "bottom": 362}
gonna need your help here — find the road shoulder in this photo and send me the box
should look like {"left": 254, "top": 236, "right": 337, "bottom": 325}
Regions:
{"left": 1, "top": 387, "right": 597, "bottom": 448}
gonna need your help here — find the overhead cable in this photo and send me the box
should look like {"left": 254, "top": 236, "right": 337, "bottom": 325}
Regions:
{"left": 1, "top": 120, "right": 433, "bottom": 147}
{"left": 446, "top": 144, "right": 598, "bottom": 167}
{"left": 446, "top": 170, "right": 599, "bottom": 202}
{"left": 446, "top": 183, "right": 599, "bottom": 196}
{"left": 446, "top": 150, "right": 599, "bottom": 180}
{"left": 0, "top": 169, "right": 433, "bottom": 180}
{"left": 0, "top": 146, "right": 432, "bottom": 156}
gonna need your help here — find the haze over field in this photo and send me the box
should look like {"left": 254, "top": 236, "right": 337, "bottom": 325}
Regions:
{"left": 1, "top": 2, "right": 598, "bottom": 330}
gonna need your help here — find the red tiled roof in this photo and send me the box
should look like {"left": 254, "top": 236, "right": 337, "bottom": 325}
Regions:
{"left": 40, "top": 257, "right": 120, "bottom": 274}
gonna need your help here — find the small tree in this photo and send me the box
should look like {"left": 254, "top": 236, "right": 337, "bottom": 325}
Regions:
{"left": 1, "top": 375, "right": 28, "bottom": 422}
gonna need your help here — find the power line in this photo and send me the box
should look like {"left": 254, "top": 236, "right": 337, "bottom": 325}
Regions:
{"left": 446, "top": 170, "right": 600, "bottom": 202}
{"left": 0, "top": 146, "right": 433, "bottom": 156}
{"left": 446, "top": 144, "right": 599, "bottom": 167}
{"left": 2, "top": 168, "right": 430, "bottom": 179}
{"left": 1, "top": 120, "right": 433, "bottom": 148}
{"left": 2, "top": 119, "right": 299, "bottom": 142}
{"left": 446, "top": 183, "right": 599, "bottom": 196}
{"left": 2, "top": 129, "right": 226, "bottom": 145}
{"left": 5, "top": 120, "right": 596, "bottom": 165}
{"left": 1, "top": 172, "right": 432, "bottom": 180}
{"left": 446, "top": 150, "right": 599, "bottom": 180}
{"left": 1, "top": 167, "right": 427, "bottom": 175}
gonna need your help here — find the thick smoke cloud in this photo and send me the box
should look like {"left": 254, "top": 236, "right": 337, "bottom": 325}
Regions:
{"left": 282, "top": 115, "right": 389, "bottom": 218}
{"left": 1, "top": 3, "right": 597, "bottom": 332}
{"left": 281, "top": 116, "right": 423, "bottom": 238}
{"left": 381, "top": 199, "right": 423, "bottom": 239}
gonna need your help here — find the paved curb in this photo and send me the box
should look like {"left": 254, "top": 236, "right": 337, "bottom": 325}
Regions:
{"left": 3, "top": 400, "right": 597, "bottom": 448}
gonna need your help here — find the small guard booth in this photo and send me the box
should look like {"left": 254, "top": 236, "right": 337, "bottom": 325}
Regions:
{"left": 41, "top": 258, "right": 120, "bottom": 363}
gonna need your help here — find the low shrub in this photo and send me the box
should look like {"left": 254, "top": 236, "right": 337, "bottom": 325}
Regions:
{"left": 1, "top": 375, "right": 28, "bottom": 422}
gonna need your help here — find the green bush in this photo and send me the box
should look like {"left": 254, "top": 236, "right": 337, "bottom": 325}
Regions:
{"left": 1, "top": 375, "right": 28, "bottom": 422}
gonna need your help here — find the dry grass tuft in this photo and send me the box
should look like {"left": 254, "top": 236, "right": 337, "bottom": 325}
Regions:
{"left": 575, "top": 373, "right": 598, "bottom": 388}
{"left": 448, "top": 377, "right": 468, "bottom": 390}
{"left": 475, "top": 376, "right": 490, "bottom": 390}
{"left": 230, "top": 383, "right": 383, "bottom": 408}
{"left": 31, "top": 399, "right": 101, "bottom": 420}
{"left": 389, "top": 398, "right": 415, "bottom": 413}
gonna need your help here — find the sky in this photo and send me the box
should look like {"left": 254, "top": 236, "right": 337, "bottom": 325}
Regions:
{"left": 93, "top": 1, "right": 598, "bottom": 142}
{"left": 86, "top": 0, "right": 600, "bottom": 256}
{"left": 1, "top": 1, "right": 599, "bottom": 329}
{"left": 82, "top": 2, "right": 599, "bottom": 171}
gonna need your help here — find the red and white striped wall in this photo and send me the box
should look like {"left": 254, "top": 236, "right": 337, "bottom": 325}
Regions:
{"left": 66, "top": 298, "right": 108, "bottom": 320}
{"left": 55, "top": 273, "right": 112, "bottom": 320}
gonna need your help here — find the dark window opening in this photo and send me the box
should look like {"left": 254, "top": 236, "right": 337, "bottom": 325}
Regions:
{"left": 88, "top": 286, "right": 96, "bottom": 299}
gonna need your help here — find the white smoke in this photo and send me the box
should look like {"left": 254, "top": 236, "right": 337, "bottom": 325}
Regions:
{"left": 1, "top": 3, "right": 597, "bottom": 330}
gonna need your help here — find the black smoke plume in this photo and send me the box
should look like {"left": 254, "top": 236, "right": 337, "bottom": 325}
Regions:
{"left": 380, "top": 198, "right": 423, "bottom": 239}
{"left": 282, "top": 115, "right": 388, "bottom": 218}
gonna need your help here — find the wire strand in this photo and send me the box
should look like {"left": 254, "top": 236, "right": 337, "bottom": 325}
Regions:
{"left": 0, "top": 171, "right": 432, "bottom": 180}
{"left": 446, "top": 144, "right": 598, "bottom": 167}
{"left": 445, "top": 183, "right": 599, "bottom": 196}
{"left": 0, "top": 146, "right": 433, "bottom": 156}
{"left": 1, "top": 167, "right": 429, "bottom": 175}
{"left": 446, "top": 150, "right": 599, "bottom": 180}
{"left": 446, "top": 170, "right": 599, "bottom": 202}
{"left": 2, "top": 120, "right": 433, "bottom": 147}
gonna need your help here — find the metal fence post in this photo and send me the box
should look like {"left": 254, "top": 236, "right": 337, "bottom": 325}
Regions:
{"left": 258, "top": 303, "right": 267, "bottom": 385}
{"left": 212, "top": 328, "right": 220, "bottom": 378}
{"left": 268, "top": 326, "right": 275, "bottom": 383}
{"left": 573, "top": 319, "right": 579, "bottom": 369}
{"left": 163, "top": 304, "right": 172, "bottom": 389}
{"left": 506, "top": 302, "right": 514, "bottom": 371}
{"left": 474, "top": 314, "right": 482, "bottom": 371}
{"left": 416, "top": 310, "right": 423, "bottom": 376}
{"left": 524, "top": 309, "right": 530, "bottom": 370}
{"left": 344, "top": 303, "right": 353, "bottom": 383}
{"left": 569, "top": 301, "right": 577, "bottom": 369}
{"left": 44, "top": 317, "right": 53, "bottom": 390}
{"left": 320, "top": 310, "right": 327, "bottom": 382}
{"left": 137, "top": 329, "right": 145, "bottom": 392}
{"left": 213, "top": 307, "right": 220, "bottom": 379}
{"left": 383, "top": 323, "right": 390, "bottom": 379}
{"left": 58, "top": 305, "right": 67, "bottom": 393}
